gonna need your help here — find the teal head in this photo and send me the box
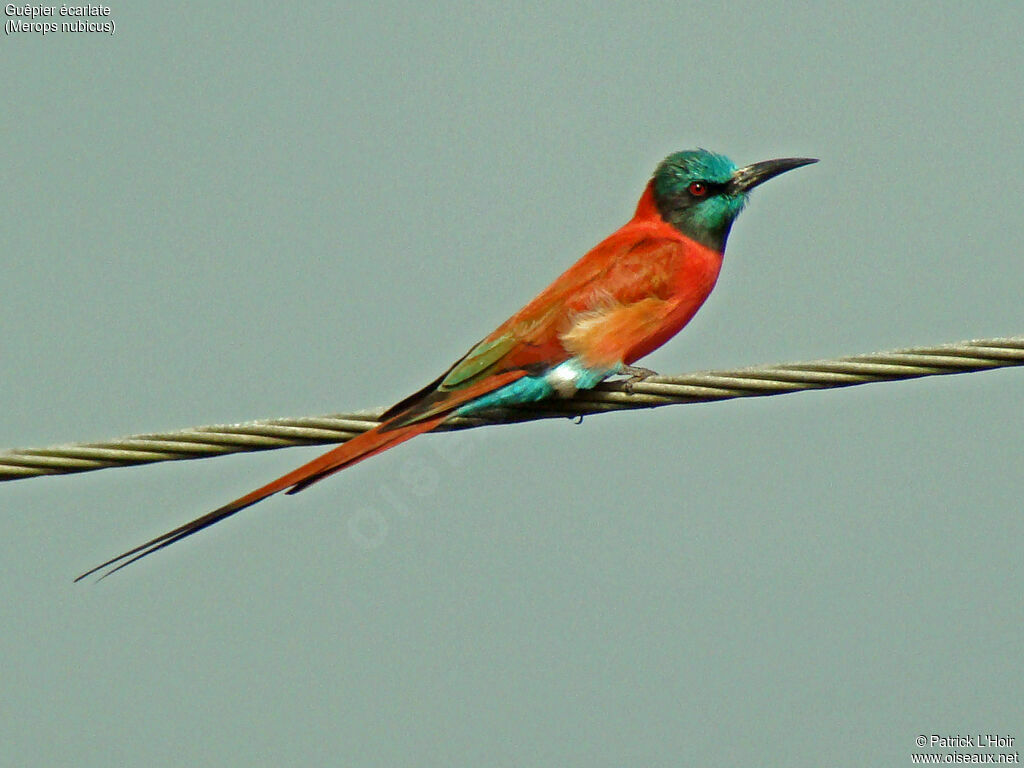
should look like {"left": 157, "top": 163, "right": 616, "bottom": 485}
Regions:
{"left": 652, "top": 149, "right": 817, "bottom": 251}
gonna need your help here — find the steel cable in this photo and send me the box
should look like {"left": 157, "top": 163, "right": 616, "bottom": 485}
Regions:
{"left": 3, "top": 336, "right": 1021, "bottom": 482}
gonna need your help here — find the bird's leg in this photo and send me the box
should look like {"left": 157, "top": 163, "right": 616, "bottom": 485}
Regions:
{"left": 619, "top": 364, "right": 658, "bottom": 393}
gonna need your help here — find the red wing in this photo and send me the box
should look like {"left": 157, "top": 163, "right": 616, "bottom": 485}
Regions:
{"left": 383, "top": 235, "right": 687, "bottom": 426}
{"left": 479, "top": 235, "right": 688, "bottom": 371}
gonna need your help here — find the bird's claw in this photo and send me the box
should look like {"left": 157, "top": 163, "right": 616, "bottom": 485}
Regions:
{"left": 620, "top": 365, "right": 658, "bottom": 394}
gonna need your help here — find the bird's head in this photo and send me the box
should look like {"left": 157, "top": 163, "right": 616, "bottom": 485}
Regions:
{"left": 652, "top": 149, "right": 817, "bottom": 251}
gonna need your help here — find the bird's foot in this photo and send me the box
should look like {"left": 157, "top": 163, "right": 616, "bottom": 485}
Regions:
{"left": 619, "top": 365, "right": 658, "bottom": 393}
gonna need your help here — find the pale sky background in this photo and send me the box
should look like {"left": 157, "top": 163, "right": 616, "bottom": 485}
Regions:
{"left": 2, "top": 2, "right": 1022, "bottom": 766}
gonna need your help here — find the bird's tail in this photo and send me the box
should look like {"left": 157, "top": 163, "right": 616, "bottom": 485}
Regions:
{"left": 74, "top": 415, "right": 447, "bottom": 581}
{"left": 76, "top": 369, "right": 527, "bottom": 581}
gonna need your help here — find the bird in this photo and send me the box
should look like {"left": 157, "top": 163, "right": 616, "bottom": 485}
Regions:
{"left": 77, "top": 148, "right": 816, "bottom": 581}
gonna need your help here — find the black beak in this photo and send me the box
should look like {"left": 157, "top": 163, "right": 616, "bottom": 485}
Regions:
{"left": 730, "top": 157, "right": 818, "bottom": 194}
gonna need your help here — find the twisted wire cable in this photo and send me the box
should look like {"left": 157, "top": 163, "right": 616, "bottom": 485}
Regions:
{"left": 3, "top": 336, "right": 1021, "bottom": 482}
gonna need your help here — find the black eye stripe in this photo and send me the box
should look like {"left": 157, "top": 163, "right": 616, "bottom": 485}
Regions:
{"left": 688, "top": 181, "right": 727, "bottom": 197}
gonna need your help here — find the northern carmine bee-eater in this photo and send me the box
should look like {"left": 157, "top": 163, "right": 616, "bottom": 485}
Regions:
{"left": 78, "top": 149, "right": 816, "bottom": 580}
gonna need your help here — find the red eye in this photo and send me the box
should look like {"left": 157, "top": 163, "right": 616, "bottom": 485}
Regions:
{"left": 688, "top": 181, "right": 708, "bottom": 197}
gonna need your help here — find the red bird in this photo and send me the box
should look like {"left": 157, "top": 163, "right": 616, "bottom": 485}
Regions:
{"left": 78, "top": 148, "right": 816, "bottom": 580}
